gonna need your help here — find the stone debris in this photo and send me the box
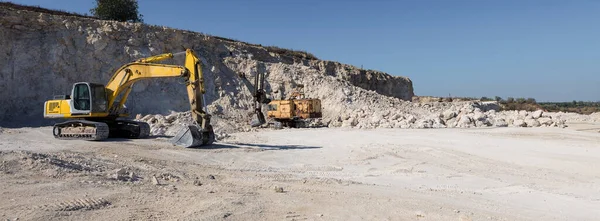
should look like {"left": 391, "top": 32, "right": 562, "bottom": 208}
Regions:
{"left": 151, "top": 175, "right": 160, "bottom": 185}
{"left": 157, "top": 173, "right": 180, "bottom": 182}
{"left": 138, "top": 100, "right": 576, "bottom": 136}
{"left": 273, "top": 186, "right": 284, "bottom": 193}
{"left": 112, "top": 168, "right": 136, "bottom": 181}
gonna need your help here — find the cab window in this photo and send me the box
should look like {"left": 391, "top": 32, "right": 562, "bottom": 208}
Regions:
{"left": 267, "top": 104, "right": 278, "bottom": 111}
{"left": 73, "top": 84, "right": 90, "bottom": 111}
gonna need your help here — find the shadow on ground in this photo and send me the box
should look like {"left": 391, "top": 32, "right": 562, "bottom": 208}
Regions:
{"left": 196, "top": 143, "right": 321, "bottom": 150}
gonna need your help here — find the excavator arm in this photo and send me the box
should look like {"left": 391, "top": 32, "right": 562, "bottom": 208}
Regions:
{"left": 105, "top": 49, "right": 213, "bottom": 147}
{"left": 238, "top": 71, "right": 270, "bottom": 127}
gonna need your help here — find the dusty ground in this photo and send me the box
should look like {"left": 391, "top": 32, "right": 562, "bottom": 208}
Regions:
{"left": 1, "top": 124, "right": 599, "bottom": 221}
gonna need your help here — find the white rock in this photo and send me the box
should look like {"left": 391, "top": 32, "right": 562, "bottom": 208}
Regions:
{"left": 371, "top": 115, "right": 382, "bottom": 124}
{"left": 473, "top": 112, "right": 486, "bottom": 121}
{"left": 494, "top": 118, "right": 508, "bottom": 127}
{"left": 532, "top": 110, "right": 543, "bottom": 119}
{"left": 513, "top": 119, "right": 526, "bottom": 127}
{"left": 457, "top": 115, "right": 473, "bottom": 128}
{"left": 525, "top": 119, "right": 541, "bottom": 127}
{"left": 406, "top": 115, "right": 417, "bottom": 124}
{"left": 342, "top": 118, "right": 357, "bottom": 128}
{"left": 538, "top": 117, "right": 553, "bottom": 126}
{"left": 519, "top": 110, "right": 528, "bottom": 118}
{"left": 442, "top": 110, "right": 457, "bottom": 120}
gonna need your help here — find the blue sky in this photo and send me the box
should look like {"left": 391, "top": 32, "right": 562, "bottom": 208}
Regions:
{"left": 10, "top": 0, "right": 600, "bottom": 101}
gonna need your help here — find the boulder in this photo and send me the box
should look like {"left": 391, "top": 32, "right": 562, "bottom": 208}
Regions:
{"left": 531, "top": 110, "right": 543, "bottom": 119}
{"left": 457, "top": 115, "right": 474, "bottom": 128}
{"left": 442, "top": 110, "right": 457, "bottom": 120}
{"left": 538, "top": 117, "right": 553, "bottom": 126}
{"left": 525, "top": 119, "right": 541, "bottom": 127}
{"left": 494, "top": 118, "right": 508, "bottom": 127}
{"left": 513, "top": 119, "right": 527, "bottom": 127}
{"left": 406, "top": 115, "right": 417, "bottom": 124}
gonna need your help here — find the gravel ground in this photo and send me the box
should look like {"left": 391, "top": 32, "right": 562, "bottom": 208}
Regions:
{"left": 1, "top": 124, "right": 599, "bottom": 221}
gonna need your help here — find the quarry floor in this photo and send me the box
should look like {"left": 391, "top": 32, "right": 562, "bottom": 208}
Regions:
{"left": 1, "top": 125, "right": 600, "bottom": 221}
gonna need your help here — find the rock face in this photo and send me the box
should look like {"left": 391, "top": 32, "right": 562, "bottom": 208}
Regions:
{"left": 0, "top": 5, "right": 413, "bottom": 126}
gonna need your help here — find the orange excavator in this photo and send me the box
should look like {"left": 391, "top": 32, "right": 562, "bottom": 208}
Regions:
{"left": 241, "top": 71, "right": 322, "bottom": 128}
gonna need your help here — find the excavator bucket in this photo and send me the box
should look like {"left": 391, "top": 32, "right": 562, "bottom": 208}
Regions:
{"left": 170, "top": 125, "right": 214, "bottom": 148}
{"left": 250, "top": 111, "right": 266, "bottom": 127}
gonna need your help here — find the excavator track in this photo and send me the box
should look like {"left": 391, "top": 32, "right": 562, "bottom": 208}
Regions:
{"left": 53, "top": 120, "right": 110, "bottom": 141}
{"left": 109, "top": 120, "right": 150, "bottom": 139}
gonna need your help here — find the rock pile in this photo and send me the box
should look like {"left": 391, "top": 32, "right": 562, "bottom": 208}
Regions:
{"left": 134, "top": 54, "right": 579, "bottom": 136}
{"left": 328, "top": 101, "right": 570, "bottom": 129}
{"left": 138, "top": 100, "right": 573, "bottom": 138}
{"left": 136, "top": 111, "right": 233, "bottom": 140}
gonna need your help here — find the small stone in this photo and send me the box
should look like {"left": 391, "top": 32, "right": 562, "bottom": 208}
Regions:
{"left": 113, "top": 168, "right": 129, "bottom": 181}
{"left": 274, "top": 186, "right": 284, "bottom": 193}
{"left": 458, "top": 215, "right": 472, "bottom": 221}
{"left": 207, "top": 175, "right": 215, "bottom": 180}
{"left": 151, "top": 176, "right": 160, "bottom": 185}
{"left": 193, "top": 180, "right": 202, "bottom": 186}
{"left": 415, "top": 210, "right": 425, "bottom": 218}
{"left": 115, "top": 168, "right": 127, "bottom": 176}
{"left": 454, "top": 209, "right": 460, "bottom": 213}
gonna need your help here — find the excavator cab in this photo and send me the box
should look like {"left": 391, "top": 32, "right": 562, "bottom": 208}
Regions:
{"left": 70, "top": 82, "right": 108, "bottom": 114}
{"left": 44, "top": 82, "right": 108, "bottom": 118}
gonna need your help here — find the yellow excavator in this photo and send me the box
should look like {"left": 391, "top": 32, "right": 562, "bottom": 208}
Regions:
{"left": 43, "top": 49, "right": 224, "bottom": 148}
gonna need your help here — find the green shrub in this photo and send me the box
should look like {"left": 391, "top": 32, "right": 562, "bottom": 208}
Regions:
{"left": 90, "top": 0, "right": 143, "bottom": 22}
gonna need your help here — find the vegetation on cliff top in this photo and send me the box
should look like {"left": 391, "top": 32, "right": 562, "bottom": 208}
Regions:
{"left": 89, "top": 0, "right": 143, "bottom": 23}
